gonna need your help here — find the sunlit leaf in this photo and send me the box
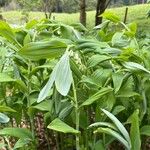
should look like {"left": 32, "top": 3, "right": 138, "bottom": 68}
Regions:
{"left": 0, "top": 128, "right": 33, "bottom": 139}
{"left": 127, "top": 110, "right": 141, "bottom": 150}
{"left": 123, "top": 62, "right": 150, "bottom": 74}
{"left": 0, "top": 113, "right": 10, "bottom": 123}
{"left": 88, "top": 55, "right": 111, "bottom": 68}
{"left": 80, "top": 87, "right": 113, "bottom": 107}
{"left": 47, "top": 118, "right": 79, "bottom": 134}
{"left": 94, "top": 127, "right": 130, "bottom": 149}
{"left": 140, "top": 125, "right": 150, "bottom": 136}
{"left": 101, "top": 109, "right": 131, "bottom": 148}
{"left": 101, "top": 12, "right": 121, "bottom": 23}
{"left": 55, "top": 52, "right": 73, "bottom": 96}
{"left": 0, "top": 106, "right": 16, "bottom": 113}
{"left": 18, "top": 39, "right": 67, "bottom": 60}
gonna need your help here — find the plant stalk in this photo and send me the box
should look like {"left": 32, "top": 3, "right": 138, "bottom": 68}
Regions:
{"left": 72, "top": 80, "right": 80, "bottom": 150}
{"left": 27, "top": 62, "right": 36, "bottom": 148}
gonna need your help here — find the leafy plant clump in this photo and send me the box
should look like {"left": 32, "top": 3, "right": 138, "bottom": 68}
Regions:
{"left": 0, "top": 12, "right": 150, "bottom": 150}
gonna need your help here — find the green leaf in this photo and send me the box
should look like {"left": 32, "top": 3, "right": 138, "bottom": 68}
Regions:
{"left": 23, "top": 34, "right": 31, "bottom": 45}
{"left": 101, "top": 109, "right": 131, "bottom": 148}
{"left": 0, "top": 113, "right": 10, "bottom": 123}
{"left": 38, "top": 52, "right": 73, "bottom": 102}
{"left": 112, "top": 32, "right": 124, "bottom": 46}
{"left": 88, "top": 55, "right": 111, "bottom": 68}
{"left": 112, "top": 72, "right": 124, "bottom": 93}
{"left": 94, "top": 20, "right": 110, "bottom": 30}
{"left": 0, "top": 73, "right": 28, "bottom": 92}
{"left": 140, "top": 125, "right": 150, "bottom": 136}
{"left": 94, "top": 140, "right": 105, "bottom": 150}
{"left": 116, "top": 91, "right": 140, "bottom": 98}
{"left": 128, "top": 110, "right": 141, "bottom": 150}
{"left": 112, "top": 105, "right": 125, "bottom": 115}
{"left": 101, "top": 12, "right": 121, "bottom": 23}
{"left": 59, "top": 104, "right": 73, "bottom": 119}
{"left": 15, "top": 80, "right": 28, "bottom": 93}
{"left": 70, "top": 58, "right": 82, "bottom": 79}
{"left": 0, "top": 21, "right": 19, "bottom": 46}
{"left": 0, "top": 106, "right": 17, "bottom": 113}
{"left": 0, "top": 73, "right": 15, "bottom": 82}
{"left": 0, "top": 128, "right": 33, "bottom": 139}
{"left": 94, "top": 127, "right": 130, "bottom": 150}
{"left": 125, "top": 22, "right": 137, "bottom": 37}
{"left": 14, "top": 138, "right": 31, "bottom": 150}
{"left": 47, "top": 118, "right": 79, "bottom": 134}
{"left": 32, "top": 100, "right": 53, "bottom": 112}
{"left": 25, "top": 20, "right": 38, "bottom": 29}
{"left": 80, "top": 87, "right": 113, "bottom": 107}
{"left": 123, "top": 62, "right": 150, "bottom": 74}
{"left": 37, "top": 66, "right": 56, "bottom": 103}
{"left": 18, "top": 39, "right": 67, "bottom": 60}
{"left": 88, "top": 122, "right": 118, "bottom": 131}
{"left": 55, "top": 52, "right": 73, "bottom": 96}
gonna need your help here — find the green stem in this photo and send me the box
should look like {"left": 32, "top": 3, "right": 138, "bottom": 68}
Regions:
{"left": 141, "top": 80, "right": 147, "bottom": 116}
{"left": 55, "top": 132, "right": 60, "bottom": 150}
{"left": 72, "top": 80, "right": 80, "bottom": 150}
{"left": 27, "top": 62, "right": 36, "bottom": 148}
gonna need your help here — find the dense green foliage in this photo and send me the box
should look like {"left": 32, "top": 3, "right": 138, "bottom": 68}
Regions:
{"left": 0, "top": 12, "right": 150, "bottom": 150}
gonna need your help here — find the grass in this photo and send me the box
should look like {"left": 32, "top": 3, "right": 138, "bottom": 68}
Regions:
{"left": 1, "top": 4, "right": 150, "bottom": 31}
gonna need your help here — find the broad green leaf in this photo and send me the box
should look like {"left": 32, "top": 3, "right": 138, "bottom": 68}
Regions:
{"left": 0, "top": 73, "right": 15, "bottom": 82}
{"left": 123, "top": 62, "right": 150, "bottom": 74}
{"left": 112, "top": 72, "right": 124, "bottom": 93}
{"left": 47, "top": 118, "right": 79, "bottom": 134}
{"left": 76, "top": 39, "right": 109, "bottom": 50}
{"left": 29, "top": 63, "right": 57, "bottom": 77}
{"left": 71, "top": 23, "right": 87, "bottom": 32}
{"left": 111, "top": 32, "right": 127, "bottom": 47}
{"left": 0, "top": 128, "right": 33, "bottom": 139}
{"left": 0, "top": 106, "right": 16, "bottom": 113}
{"left": 80, "top": 87, "right": 113, "bottom": 107}
{"left": 55, "top": 52, "right": 73, "bottom": 96}
{"left": 128, "top": 110, "right": 141, "bottom": 150}
{"left": 112, "top": 105, "right": 125, "bottom": 115}
{"left": 0, "top": 21, "right": 19, "bottom": 46}
{"left": 14, "top": 138, "right": 31, "bottom": 150}
{"left": 94, "top": 127, "right": 130, "bottom": 150}
{"left": 94, "top": 140, "right": 105, "bottom": 150}
{"left": 0, "top": 113, "right": 10, "bottom": 123}
{"left": 37, "top": 68, "right": 56, "bottom": 102}
{"left": 18, "top": 39, "right": 67, "bottom": 60}
{"left": 59, "top": 104, "right": 73, "bottom": 119}
{"left": 94, "top": 20, "right": 110, "bottom": 30}
{"left": 15, "top": 80, "right": 28, "bottom": 93}
{"left": 100, "top": 47, "right": 121, "bottom": 55}
{"left": 140, "top": 125, "right": 150, "bottom": 136}
{"left": 60, "top": 24, "right": 80, "bottom": 40}
{"left": 116, "top": 91, "right": 140, "bottom": 98}
{"left": 70, "top": 58, "right": 82, "bottom": 79}
{"left": 88, "top": 55, "right": 111, "bottom": 68}
{"left": 125, "top": 22, "right": 137, "bottom": 37}
{"left": 25, "top": 20, "right": 38, "bottom": 29}
{"left": 23, "top": 34, "right": 31, "bottom": 45}
{"left": 0, "top": 73, "right": 28, "bottom": 92}
{"left": 101, "top": 12, "right": 121, "bottom": 23}
{"left": 38, "top": 52, "right": 73, "bottom": 102}
{"left": 88, "top": 122, "right": 118, "bottom": 131}
{"left": 32, "top": 100, "right": 53, "bottom": 112}
{"left": 101, "top": 109, "right": 131, "bottom": 148}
